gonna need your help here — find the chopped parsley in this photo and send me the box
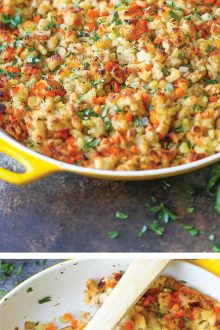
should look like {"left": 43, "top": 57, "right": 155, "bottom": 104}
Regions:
{"left": 108, "top": 230, "right": 120, "bottom": 239}
{"left": 27, "top": 55, "right": 40, "bottom": 64}
{"left": 147, "top": 200, "right": 178, "bottom": 223}
{"left": 180, "top": 224, "right": 200, "bottom": 237}
{"left": 77, "top": 109, "right": 99, "bottom": 119}
{"left": 0, "top": 13, "right": 22, "bottom": 28}
{"left": 111, "top": 12, "right": 122, "bottom": 25}
{"left": 0, "top": 42, "right": 8, "bottom": 53}
{"left": 15, "top": 265, "right": 24, "bottom": 276}
{"left": 202, "top": 77, "right": 218, "bottom": 85}
{"left": 115, "top": 211, "right": 128, "bottom": 220}
{"left": 166, "top": 0, "right": 174, "bottom": 6}
{"left": 38, "top": 296, "right": 52, "bottom": 304}
{"left": 207, "top": 164, "right": 220, "bottom": 215}
{"left": 0, "top": 261, "right": 14, "bottom": 278}
{"left": 82, "top": 138, "right": 99, "bottom": 152}
{"left": 150, "top": 221, "right": 164, "bottom": 236}
{"left": 138, "top": 225, "right": 148, "bottom": 238}
{"left": 178, "top": 51, "right": 185, "bottom": 60}
{"left": 186, "top": 207, "right": 195, "bottom": 214}
{"left": 169, "top": 10, "right": 180, "bottom": 21}
{"left": 0, "top": 69, "right": 21, "bottom": 79}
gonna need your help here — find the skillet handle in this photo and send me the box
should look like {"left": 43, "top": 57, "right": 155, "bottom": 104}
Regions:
{"left": 0, "top": 137, "right": 59, "bottom": 185}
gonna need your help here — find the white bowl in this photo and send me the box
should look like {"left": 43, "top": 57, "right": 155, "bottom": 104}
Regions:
{"left": 1, "top": 259, "right": 220, "bottom": 329}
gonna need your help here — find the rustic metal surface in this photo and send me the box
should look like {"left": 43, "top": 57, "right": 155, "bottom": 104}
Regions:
{"left": 0, "top": 259, "right": 62, "bottom": 299}
{"left": 0, "top": 154, "right": 219, "bottom": 252}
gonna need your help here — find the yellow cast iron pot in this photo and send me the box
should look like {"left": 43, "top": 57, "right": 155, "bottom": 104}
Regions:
{"left": 0, "top": 129, "right": 220, "bottom": 185}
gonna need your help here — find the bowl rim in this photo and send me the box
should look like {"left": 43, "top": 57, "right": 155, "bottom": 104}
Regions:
{"left": 1, "top": 129, "right": 220, "bottom": 178}
{"left": 1, "top": 259, "right": 220, "bottom": 306}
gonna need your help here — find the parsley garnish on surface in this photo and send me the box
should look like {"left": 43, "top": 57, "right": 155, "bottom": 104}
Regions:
{"left": 15, "top": 265, "right": 24, "bottom": 276}
{"left": 150, "top": 221, "right": 165, "bottom": 236}
{"left": 0, "top": 261, "right": 14, "bottom": 278}
{"left": 115, "top": 211, "right": 128, "bottom": 220}
{"left": 207, "top": 164, "right": 220, "bottom": 215}
{"left": 186, "top": 207, "right": 195, "bottom": 214}
{"left": 180, "top": 224, "right": 200, "bottom": 237}
{"left": 209, "top": 226, "right": 220, "bottom": 252}
{"left": 108, "top": 230, "right": 120, "bottom": 239}
{"left": 138, "top": 225, "right": 148, "bottom": 238}
{"left": 147, "top": 199, "right": 178, "bottom": 223}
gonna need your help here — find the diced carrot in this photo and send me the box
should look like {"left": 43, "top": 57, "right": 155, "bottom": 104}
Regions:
{"left": 104, "top": 61, "right": 114, "bottom": 71}
{"left": 101, "top": 10, "right": 109, "bottom": 17}
{"left": 129, "top": 2, "right": 139, "bottom": 12}
{"left": 174, "top": 310, "right": 185, "bottom": 318}
{"left": 71, "top": 319, "right": 78, "bottom": 328}
{"left": 137, "top": 0, "right": 147, "bottom": 8}
{"left": 59, "top": 129, "right": 70, "bottom": 141}
{"left": 31, "top": 67, "right": 39, "bottom": 75}
{"left": 143, "top": 294, "right": 155, "bottom": 307}
{"left": 204, "top": 0, "right": 216, "bottom": 4}
{"left": 124, "top": 321, "right": 134, "bottom": 330}
{"left": 175, "top": 87, "right": 185, "bottom": 98}
{"left": 66, "top": 136, "right": 75, "bottom": 144}
{"left": 93, "top": 105, "right": 102, "bottom": 114}
{"left": 154, "top": 36, "right": 162, "bottom": 45}
{"left": 3, "top": 47, "right": 13, "bottom": 60}
{"left": 135, "top": 29, "right": 144, "bottom": 40}
{"left": 111, "top": 133, "right": 121, "bottom": 145}
{"left": 74, "top": 19, "right": 82, "bottom": 27}
{"left": 209, "top": 96, "right": 218, "bottom": 102}
{"left": 108, "top": 281, "right": 117, "bottom": 288}
{"left": 114, "top": 81, "right": 120, "bottom": 93}
{"left": 33, "top": 15, "right": 40, "bottom": 23}
{"left": 145, "top": 64, "right": 152, "bottom": 71}
{"left": 11, "top": 86, "right": 20, "bottom": 93}
{"left": 125, "top": 112, "right": 133, "bottom": 122}
{"left": 141, "top": 92, "right": 149, "bottom": 103}
{"left": 86, "top": 22, "right": 96, "bottom": 32}
{"left": 87, "top": 9, "right": 99, "bottom": 18}
{"left": 130, "top": 145, "right": 138, "bottom": 154}
{"left": 138, "top": 19, "right": 147, "bottom": 31}
{"left": 56, "top": 17, "right": 63, "bottom": 24}
{"left": 215, "top": 40, "right": 220, "bottom": 49}
{"left": 92, "top": 96, "right": 106, "bottom": 104}
{"left": 45, "top": 323, "right": 56, "bottom": 330}
{"left": 150, "top": 109, "right": 159, "bottom": 128}
{"left": 5, "top": 66, "right": 19, "bottom": 74}
{"left": 63, "top": 313, "right": 73, "bottom": 321}
{"left": 4, "top": 35, "right": 11, "bottom": 42}
{"left": 13, "top": 29, "right": 19, "bottom": 36}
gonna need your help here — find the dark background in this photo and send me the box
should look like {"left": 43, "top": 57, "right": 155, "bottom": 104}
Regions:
{"left": 0, "top": 259, "right": 62, "bottom": 299}
{"left": 0, "top": 154, "right": 219, "bottom": 252}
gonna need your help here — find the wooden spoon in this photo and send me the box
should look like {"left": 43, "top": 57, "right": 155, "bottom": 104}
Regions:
{"left": 85, "top": 259, "right": 170, "bottom": 330}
